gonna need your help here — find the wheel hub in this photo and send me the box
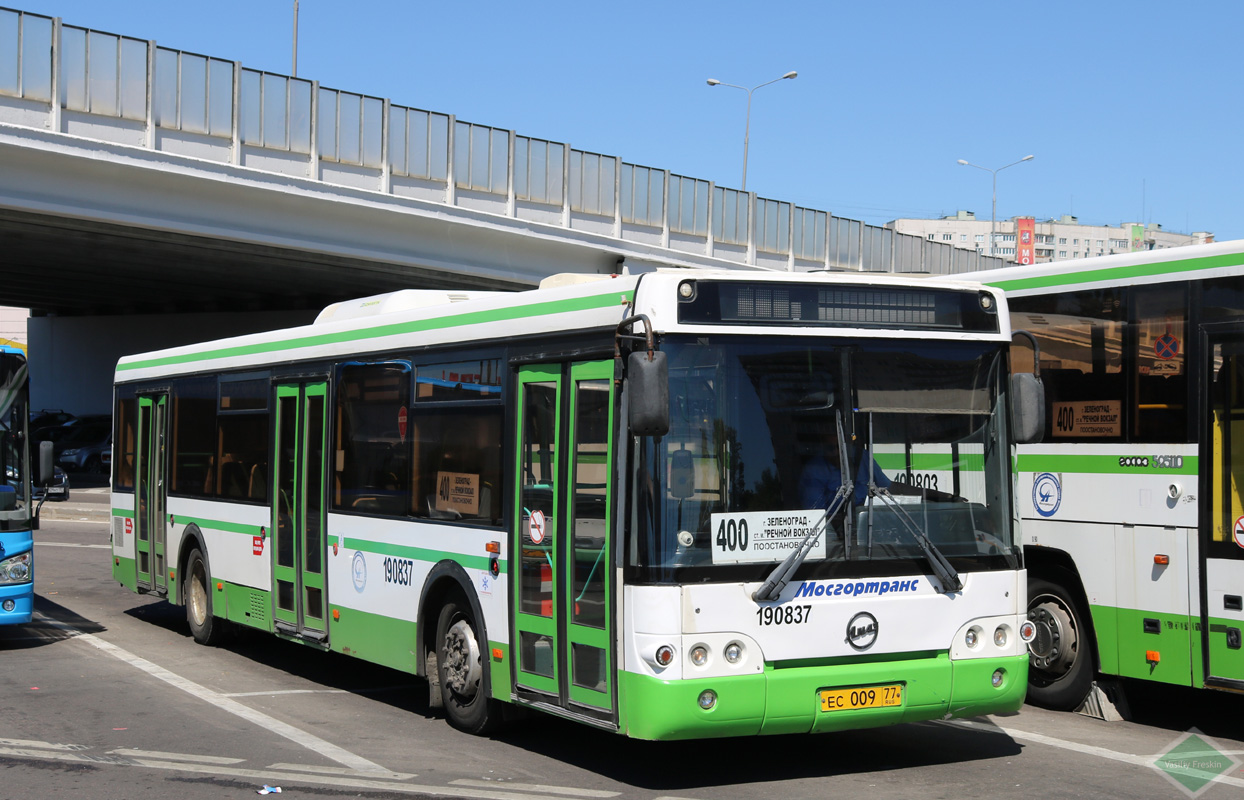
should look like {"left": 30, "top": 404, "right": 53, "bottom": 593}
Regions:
{"left": 1029, "top": 599, "right": 1076, "bottom": 674}
{"left": 443, "top": 619, "right": 481, "bottom": 698}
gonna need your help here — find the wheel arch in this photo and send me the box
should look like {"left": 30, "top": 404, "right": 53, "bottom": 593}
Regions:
{"left": 175, "top": 523, "right": 208, "bottom": 607}
{"left": 417, "top": 560, "right": 491, "bottom": 693}
{"left": 1024, "top": 544, "right": 1101, "bottom": 672}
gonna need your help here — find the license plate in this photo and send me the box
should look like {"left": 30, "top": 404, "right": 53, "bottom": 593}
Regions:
{"left": 819, "top": 684, "right": 903, "bottom": 712}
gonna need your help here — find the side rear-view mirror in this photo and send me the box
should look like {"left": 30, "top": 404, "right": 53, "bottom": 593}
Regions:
{"left": 628, "top": 350, "right": 669, "bottom": 437}
{"left": 38, "top": 439, "right": 54, "bottom": 487}
{"left": 1011, "top": 373, "right": 1045, "bottom": 444}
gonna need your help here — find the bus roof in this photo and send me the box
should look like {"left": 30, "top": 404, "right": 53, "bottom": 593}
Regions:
{"left": 957, "top": 239, "right": 1244, "bottom": 296}
{"left": 115, "top": 269, "right": 1004, "bottom": 383}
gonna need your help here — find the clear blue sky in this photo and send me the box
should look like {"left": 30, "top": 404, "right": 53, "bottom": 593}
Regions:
{"left": 15, "top": 0, "right": 1244, "bottom": 240}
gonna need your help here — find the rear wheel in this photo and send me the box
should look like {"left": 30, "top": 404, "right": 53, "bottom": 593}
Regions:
{"left": 1027, "top": 576, "right": 1093, "bottom": 710}
{"left": 185, "top": 548, "right": 223, "bottom": 646}
{"left": 436, "top": 596, "right": 501, "bottom": 734}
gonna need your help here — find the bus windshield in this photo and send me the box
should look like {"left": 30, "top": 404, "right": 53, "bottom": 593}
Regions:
{"left": 0, "top": 351, "right": 31, "bottom": 527}
{"left": 629, "top": 335, "right": 1016, "bottom": 583}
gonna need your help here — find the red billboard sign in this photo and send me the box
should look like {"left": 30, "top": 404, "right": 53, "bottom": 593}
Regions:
{"left": 1017, "top": 217, "right": 1035, "bottom": 265}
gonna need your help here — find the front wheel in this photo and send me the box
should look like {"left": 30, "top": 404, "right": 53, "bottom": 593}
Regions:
{"left": 1026, "top": 576, "right": 1093, "bottom": 710}
{"left": 185, "top": 548, "right": 224, "bottom": 646}
{"left": 436, "top": 596, "right": 501, "bottom": 734}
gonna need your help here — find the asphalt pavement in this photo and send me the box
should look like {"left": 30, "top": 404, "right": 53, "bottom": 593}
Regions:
{"left": 38, "top": 473, "right": 110, "bottom": 523}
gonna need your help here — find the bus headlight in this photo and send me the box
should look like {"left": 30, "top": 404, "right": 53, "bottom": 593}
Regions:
{"left": 724, "top": 642, "right": 744, "bottom": 664}
{"left": 698, "top": 690, "right": 717, "bottom": 710}
{"left": 690, "top": 645, "right": 709, "bottom": 667}
{"left": 964, "top": 627, "right": 979, "bottom": 648}
{"left": 655, "top": 645, "right": 675, "bottom": 667}
{"left": 994, "top": 625, "right": 1009, "bottom": 647}
{"left": 0, "top": 552, "right": 31, "bottom": 584}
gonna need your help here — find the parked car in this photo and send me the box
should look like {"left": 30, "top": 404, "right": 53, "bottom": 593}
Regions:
{"left": 55, "top": 422, "right": 112, "bottom": 474}
{"left": 34, "top": 466, "right": 69, "bottom": 502}
{"left": 5, "top": 465, "right": 68, "bottom": 502}
{"left": 30, "top": 409, "right": 74, "bottom": 441}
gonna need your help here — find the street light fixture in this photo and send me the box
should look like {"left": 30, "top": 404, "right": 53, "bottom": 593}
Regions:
{"left": 706, "top": 71, "right": 798, "bottom": 191}
{"left": 956, "top": 154, "right": 1034, "bottom": 257}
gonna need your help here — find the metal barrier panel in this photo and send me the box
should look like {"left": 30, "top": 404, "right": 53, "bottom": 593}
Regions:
{"left": 793, "top": 207, "right": 827, "bottom": 262}
{"left": 154, "top": 48, "right": 233, "bottom": 136}
{"left": 318, "top": 87, "right": 383, "bottom": 168}
{"left": 0, "top": 9, "right": 52, "bottom": 101}
{"left": 754, "top": 197, "right": 791, "bottom": 255}
{"left": 568, "top": 149, "right": 616, "bottom": 217}
{"left": 861, "top": 225, "right": 894, "bottom": 272}
{"left": 620, "top": 163, "right": 664, "bottom": 227}
{"left": 829, "top": 215, "right": 862, "bottom": 269}
{"left": 515, "top": 135, "right": 564, "bottom": 205}
{"left": 668, "top": 173, "right": 708, "bottom": 236}
{"left": 713, "top": 186, "right": 749, "bottom": 246}
{"left": 60, "top": 25, "right": 147, "bottom": 120}
{"left": 454, "top": 120, "right": 508, "bottom": 194}
{"left": 388, "top": 104, "right": 449, "bottom": 180}
{"left": 239, "top": 68, "right": 311, "bottom": 153}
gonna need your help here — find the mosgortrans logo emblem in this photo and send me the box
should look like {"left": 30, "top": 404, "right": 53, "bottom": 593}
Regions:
{"left": 1032, "top": 472, "right": 1062, "bottom": 517}
{"left": 352, "top": 550, "right": 367, "bottom": 593}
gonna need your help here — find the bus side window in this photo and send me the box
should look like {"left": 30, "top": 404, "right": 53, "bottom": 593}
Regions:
{"left": 1131, "top": 285, "right": 1189, "bottom": 443}
{"left": 1011, "top": 288, "right": 1125, "bottom": 443}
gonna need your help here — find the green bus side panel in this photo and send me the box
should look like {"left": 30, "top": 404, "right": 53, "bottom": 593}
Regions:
{"left": 113, "top": 555, "right": 137, "bottom": 592}
{"left": 1110, "top": 608, "right": 1193, "bottom": 686}
{"left": 328, "top": 605, "right": 418, "bottom": 674}
{"left": 224, "top": 583, "right": 272, "bottom": 632}
{"left": 616, "top": 654, "right": 1026, "bottom": 741}
{"left": 488, "top": 641, "right": 510, "bottom": 700}
{"left": 1089, "top": 604, "right": 1120, "bottom": 675}
{"left": 1205, "top": 616, "right": 1244, "bottom": 685}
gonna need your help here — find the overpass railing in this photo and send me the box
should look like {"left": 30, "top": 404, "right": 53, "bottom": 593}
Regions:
{"left": 0, "top": 7, "right": 1005, "bottom": 274}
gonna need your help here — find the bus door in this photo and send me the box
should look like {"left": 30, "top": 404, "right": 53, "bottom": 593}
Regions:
{"left": 1202, "top": 324, "right": 1244, "bottom": 688}
{"left": 513, "top": 362, "right": 616, "bottom": 721}
{"left": 272, "top": 382, "right": 329, "bottom": 641}
{"left": 134, "top": 393, "right": 168, "bottom": 594}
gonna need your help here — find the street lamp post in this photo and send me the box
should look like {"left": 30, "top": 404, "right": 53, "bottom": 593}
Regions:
{"left": 956, "top": 155, "right": 1034, "bottom": 257}
{"left": 706, "top": 71, "right": 797, "bottom": 191}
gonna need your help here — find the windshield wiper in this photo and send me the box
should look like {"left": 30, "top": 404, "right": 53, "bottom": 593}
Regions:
{"left": 861, "top": 413, "right": 961, "bottom": 592}
{"left": 753, "top": 411, "right": 853, "bottom": 603}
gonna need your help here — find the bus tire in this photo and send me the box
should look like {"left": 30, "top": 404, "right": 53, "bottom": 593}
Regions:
{"left": 1026, "top": 576, "right": 1092, "bottom": 710}
{"left": 185, "top": 548, "right": 223, "bottom": 646}
{"left": 436, "top": 596, "right": 500, "bottom": 735}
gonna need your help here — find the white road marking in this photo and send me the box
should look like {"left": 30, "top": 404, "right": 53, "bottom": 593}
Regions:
{"left": 265, "top": 762, "right": 414, "bottom": 779}
{"left": 451, "top": 779, "right": 620, "bottom": 797}
{"left": 224, "top": 688, "right": 349, "bottom": 697}
{"left": 0, "top": 737, "right": 88, "bottom": 751}
{"left": 35, "top": 614, "right": 390, "bottom": 775}
{"left": 36, "top": 541, "right": 110, "bottom": 548}
{"left": 108, "top": 748, "right": 246, "bottom": 764}
{"left": 940, "top": 718, "right": 1244, "bottom": 790}
{"left": 0, "top": 742, "right": 613, "bottom": 799}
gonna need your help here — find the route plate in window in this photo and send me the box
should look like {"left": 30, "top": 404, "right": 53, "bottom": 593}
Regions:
{"left": 819, "top": 683, "right": 903, "bottom": 712}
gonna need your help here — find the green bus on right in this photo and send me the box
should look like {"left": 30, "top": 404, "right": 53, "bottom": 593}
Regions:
{"left": 963, "top": 239, "right": 1244, "bottom": 709}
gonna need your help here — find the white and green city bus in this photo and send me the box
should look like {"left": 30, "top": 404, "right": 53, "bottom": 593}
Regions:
{"left": 110, "top": 269, "right": 1040, "bottom": 739}
{"left": 962, "top": 239, "right": 1244, "bottom": 709}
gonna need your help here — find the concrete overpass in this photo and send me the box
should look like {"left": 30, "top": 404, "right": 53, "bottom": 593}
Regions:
{"left": 0, "top": 7, "right": 1005, "bottom": 414}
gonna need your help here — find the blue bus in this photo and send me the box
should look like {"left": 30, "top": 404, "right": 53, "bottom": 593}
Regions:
{"left": 0, "top": 345, "right": 51, "bottom": 625}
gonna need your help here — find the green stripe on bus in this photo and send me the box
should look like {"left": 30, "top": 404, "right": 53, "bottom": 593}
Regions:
{"left": 1016, "top": 453, "right": 1197, "bottom": 475}
{"left": 873, "top": 453, "right": 985, "bottom": 471}
{"left": 118, "top": 291, "right": 634, "bottom": 372}
{"left": 174, "top": 515, "right": 266, "bottom": 535}
{"left": 340, "top": 536, "right": 500, "bottom": 573}
{"left": 986, "top": 252, "right": 1244, "bottom": 293}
